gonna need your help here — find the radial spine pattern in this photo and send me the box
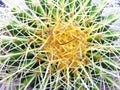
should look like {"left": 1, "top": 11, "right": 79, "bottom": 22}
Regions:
{"left": 0, "top": 0, "right": 120, "bottom": 90}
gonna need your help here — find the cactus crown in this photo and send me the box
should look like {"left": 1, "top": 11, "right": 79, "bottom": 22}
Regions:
{"left": 0, "top": 0, "right": 120, "bottom": 90}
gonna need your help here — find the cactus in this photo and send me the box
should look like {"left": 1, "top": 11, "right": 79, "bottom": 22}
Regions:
{"left": 0, "top": 0, "right": 120, "bottom": 90}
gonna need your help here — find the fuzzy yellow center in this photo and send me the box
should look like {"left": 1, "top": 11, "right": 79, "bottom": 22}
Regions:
{"left": 43, "top": 24, "right": 91, "bottom": 70}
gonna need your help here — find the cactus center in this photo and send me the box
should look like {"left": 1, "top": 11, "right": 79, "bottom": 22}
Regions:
{"left": 43, "top": 24, "right": 91, "bottom": 69}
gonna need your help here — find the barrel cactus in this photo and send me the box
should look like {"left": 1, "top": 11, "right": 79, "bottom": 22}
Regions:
{"left": 0, "top": 0, "right": 120, "bottom": 90}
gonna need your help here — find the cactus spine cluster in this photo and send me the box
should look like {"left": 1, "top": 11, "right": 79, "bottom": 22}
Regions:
{"left": 0, "top": 0, "right": 120, "bottom": 90}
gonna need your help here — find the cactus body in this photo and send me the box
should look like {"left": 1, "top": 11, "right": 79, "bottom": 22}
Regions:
{"left": 0, "top": 0, "right": 120, "bottom": 90}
